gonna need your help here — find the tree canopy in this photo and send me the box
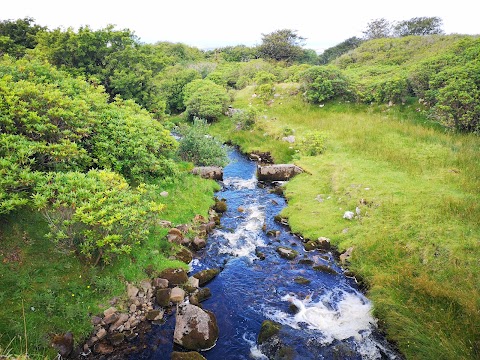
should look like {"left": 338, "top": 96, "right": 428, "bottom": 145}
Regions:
{"left": 0, "top": 17, "right": 46, "bottom": 57}
{"left": 258, "top": 29, "right": 306, "bottom": 63}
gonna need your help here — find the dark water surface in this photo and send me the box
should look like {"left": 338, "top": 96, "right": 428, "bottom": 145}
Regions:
{"left": 131, "top": 150, "right": 401, "bottom": 360}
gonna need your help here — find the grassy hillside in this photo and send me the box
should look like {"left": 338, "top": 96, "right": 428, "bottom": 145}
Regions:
{"left": 210, "top": 84, "right": 480, "bottom": 359}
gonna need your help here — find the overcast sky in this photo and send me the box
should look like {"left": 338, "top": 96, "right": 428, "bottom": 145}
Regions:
{"left": 2, "top": 0, "right": 479, "bottom": 52}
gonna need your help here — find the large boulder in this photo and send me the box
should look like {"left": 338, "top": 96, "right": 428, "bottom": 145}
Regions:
{"left": 174, "top": 303, "right": 219, "bottom": 351}
{"left": 192, "top": 167, "right": 223, "bottom": 180}
{"left": 193, "top": 268, "right": 220, "bottom": 286}
{"left": 159, "top": 268, "right": 189, "bottom": 286}
{"left": 257, "top": 164, "right": 303, "bottom": 181}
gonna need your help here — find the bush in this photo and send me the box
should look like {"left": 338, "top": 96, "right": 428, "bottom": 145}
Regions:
{"left": 33, "top": 170, "right": 165, "bottom": 265}
{"left": 256, "top": 83, "right": 275, "bottom": 101}
{"left": 231, "top": 107, "right": 258, "bottom": 129}
{"left": 156, "top": 66, "right": 200, "bottom": 114}
{"left": 298, "top": 131, "right": 328, "bottom": 156}
{"left": 90, "top": 98, "right": 179, "bottom": 182}
{"left": 254, "top": 71, "right": 277, "bottom": 85}
{"left": 183, "top": 80, "right": 229, "bottom": 121}
{"left": 299, "top": 66, "right": 349, "bottom": 103}
{"left": 177, "top": 118, "right": 228, "bottom": 166}
{"left": 429, "top": 66, "right": 480, "bottom": 133}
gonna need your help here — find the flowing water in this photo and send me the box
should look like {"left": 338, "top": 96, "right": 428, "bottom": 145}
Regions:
{"left": 132, "top": 150, "right": 401, "bottom": 359}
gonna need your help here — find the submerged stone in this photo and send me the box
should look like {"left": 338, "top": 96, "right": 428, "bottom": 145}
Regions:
{"left": 276, "top": 246, "right": 298, "bottom": 260}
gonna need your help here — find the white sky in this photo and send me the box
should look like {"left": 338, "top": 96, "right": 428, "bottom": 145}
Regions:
{"left": 2, "top": 0, "right": 479, "bottom": 52}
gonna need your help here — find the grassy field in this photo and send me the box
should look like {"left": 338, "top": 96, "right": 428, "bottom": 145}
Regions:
{"left": 0, "top": 172, "right": 219, "bottom": 358}
{"left": 210, "top": 85, "right": 480, "bottom": 360}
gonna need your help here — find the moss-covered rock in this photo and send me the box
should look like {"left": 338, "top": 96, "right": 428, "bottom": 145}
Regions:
{"left": 171, "top": 351, "right": 207, "bottom": 360}
{"left": 313, "top": 264, "right": 338, "bottom": 275}
{"left": 257, "top": 320, "right": 281, "bottom": 344}
{"left": 276, "top": 246, "right": 298, "bottom": 260}
{"left": 193, "top": 268, "right": 220, "bottom": 286}
{"left": 156, "top": 288, "right": 172, "bottom": 307}
{"left": 294, "top": 276, "right": 311, "bottom": 285}
{"left": 159, "top": 268, "right": 189, "bottom": 286}
{"left": 175, "top": 247, "right": 193, "bottom": 264}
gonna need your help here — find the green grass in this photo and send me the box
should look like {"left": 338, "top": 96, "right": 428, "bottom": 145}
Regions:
{"left": 0, "top": 172, "right": 218, "bottom": 358}
{"left": 211, "top": 85, "right": 480, "bottom": 360}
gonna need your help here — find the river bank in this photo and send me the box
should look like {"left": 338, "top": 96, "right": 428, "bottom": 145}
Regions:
{"left": 208, "top": 85, "right": 480, "bottom": 359}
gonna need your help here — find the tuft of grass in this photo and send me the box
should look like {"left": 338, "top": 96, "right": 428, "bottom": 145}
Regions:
{"left": 212, "top": 85, "right": 480, "bottom": 360}
{"left": 0, "top": 171, "right": 219, "bottom": 358}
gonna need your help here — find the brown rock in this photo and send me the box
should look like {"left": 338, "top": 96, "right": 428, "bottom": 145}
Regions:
{"left": 110, "top": 313, "right": 129, "bottom": 332}
{"left": 171, "top": 351, "right": 207, "bottom": 360}
{"left": 192, "top": 166, "right": 223, "bottom": 180}
{"left": 153, "top": 278, "right": 169, "bottom": 289}
{"left": 193, "top": 237, "right": 206, "bottom": 250}
{"left": 276, "top": 246, "right": 298, "bottom": 260}
{"left": 91, "top": 316, "right": 103, "bottom": 326}
{"left": 94, "top": 341, "right": 114, "bottom": 355}
{"left": 158, "top": 220, "right": 173, "bottom": 228}
{"left": 257, "top": 164, "right": 303, "bottom": 181}
{"left": 174, "top": 303, "right": 219, "bottom": 351}
{"left": 340, "top": 246, "right": 354, "bottom": 264}
{"left": 103, "top": 307, "right": 117, "bottom": 318}
{"left": 51, "top": 332, "right": 74, "bottom": 358}
{"left": 192, "top": 268, "right": 220, "bottom": 286}
{"left": 167, "top": 228, "right": 184, "bottom": 244}
{"left": 156, "top": 288, "right": 172, "bottom": 307}
{"left": 176, "top": 224, "right": 190, "bottom": 234}
{"left": 127, "top": 283, "right": 139, "bottom": 299}
{"left": 175, "top": 247, "right": 193, "bottom": 264}
{"left": 103, "top": 313, "right": 119, "bottom": 325}
{"left": 96, "top": 328, "right": 107, "bottom": 340}
{"left": 108, "top": 332, "right": 125, "bottom": 346}
{"left": 146, "top": 309, "right": 164, "bottom": 321}
{"left": 170, "top": 287, "right": 186, "bottom": 303}
{"left": 159, "top": 268, "right": 189, "bottom": 286}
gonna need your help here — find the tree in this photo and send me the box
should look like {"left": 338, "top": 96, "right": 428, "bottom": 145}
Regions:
{"left": 258, "top": 29, "right": 306, "bottom": 63}
{"left": 318, "top": 37, "right": 364, "bottom": 64}
{"left": 0, "top": 17, "right": 46, "bottom": 57}
{"left": 393, "top": 17, "right": 444, "bottom": 37}
{"left": 363, "top": 18, "right": 392, "bottom": 40}
{"left": 156, "top": 66, "right": 200, "bottom": 113}
{"left": 183, "top": 79, "right": 229, "bottom": 121}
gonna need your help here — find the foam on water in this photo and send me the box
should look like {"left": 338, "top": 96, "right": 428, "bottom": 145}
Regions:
{"left": 223, "top": 175, "right": 257, "bottom": 190}
{"left": 265, "top": 290, "right": 377, "bottom": 344}
{"left": 243, "top": 333, "right": 268, "bottom": 360}
{"left": 214, "top": 204, "right": 266, "bottom": 260}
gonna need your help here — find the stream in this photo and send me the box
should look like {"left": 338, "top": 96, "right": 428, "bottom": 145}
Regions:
{"left": 131, "top": 149, "right": 401, "bottom": 359}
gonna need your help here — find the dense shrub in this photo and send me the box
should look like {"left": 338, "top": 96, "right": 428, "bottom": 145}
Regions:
{"left": 231, "top": 107, "right": 258, "bottom": 129}
{"left": 299, "top": 66, "right": 350, "bottom": 103}
{"left": 254, "top": 71, "right": 277, "bottom": 85}
{"left": 156, "top": 65, "right": 200, "bottom": 113}
{"left": 429, "top": 64, "right": 480, "bottom": 133}
{"left": 183, "top": 80, "right": 229, "bottom": 121}
{"left": 177, "top": 119, "right": 228, "bottom": 166}
{"left": 89, "top": 98, "right": 178, "bottom": 182}
{"left": 298, "top": 131, "right": 328, "bottom": 155}
{"left": 0, "top": 57, "right": 178, "bottom": 214}
{"left": 33, "top": 170, "right": 164, "bottom": 265}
